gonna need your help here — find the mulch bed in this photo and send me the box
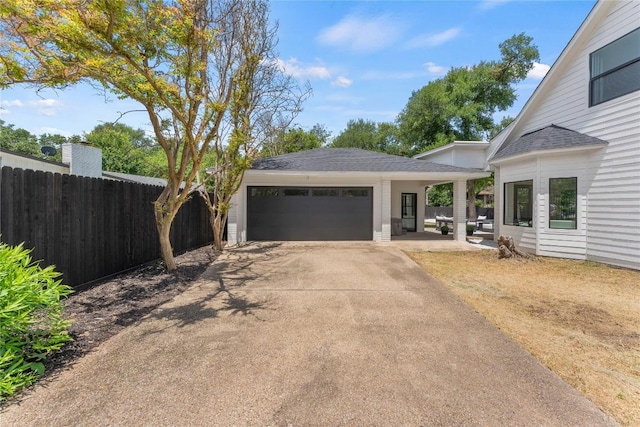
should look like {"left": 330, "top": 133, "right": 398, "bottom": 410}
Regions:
{"left": 43, "top": 245, "right": 218, "bottom": 380}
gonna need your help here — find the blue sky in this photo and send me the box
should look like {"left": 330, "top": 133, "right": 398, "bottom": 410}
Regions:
{"left": 0, "top": 0, "right": 596, "bottom": 140}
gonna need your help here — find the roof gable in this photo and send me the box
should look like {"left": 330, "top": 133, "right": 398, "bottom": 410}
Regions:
{"left": 251, "top": 148, "right": 482, "bottom": 173}
{"left": 487, "top": 0, "right": 611, "bottom": 160}
{"left": 491, "top": 125, "right": 607, "bottom": 161}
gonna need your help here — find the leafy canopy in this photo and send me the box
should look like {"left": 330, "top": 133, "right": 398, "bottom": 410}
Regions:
{"left": 331, "top": 119, "right": 402, "bottom": 155}
{"left": 397, "top": 33, "right": 539, "bottom": 155}
{"left": 1, "top": 0, "right": 306, "bottom": 269}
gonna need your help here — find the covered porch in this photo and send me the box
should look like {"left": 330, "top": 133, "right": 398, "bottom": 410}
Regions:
{"left": 386, "top": 178, "right": 482, "bottom": 243}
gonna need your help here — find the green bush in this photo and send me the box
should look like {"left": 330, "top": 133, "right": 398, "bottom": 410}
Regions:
{"left": 0, "top": 241, "right": 73, "bottom": 400}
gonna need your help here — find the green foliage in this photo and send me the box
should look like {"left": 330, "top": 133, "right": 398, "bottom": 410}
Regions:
{"left": 397, "top": 33, "right": 539, "bottom": 155}
{"left": 0, "top": 119, "right": 42, "bottom": 157}
{"left": 427, "top": 183, "right": 453, "bottom": 207}
{"left": 0, "top": 242, "right": 73, "bottom": 400}
{"left": 1, "top": 0, "right": 308, "bottom": 269}
{"left": 84, "top": 123, "right": 162, "bottom": 177}
{"left": 262, "top": 124, "right": 330, "bottom": 156}
{"left": 281, "top": 127, "right": 322, "bottom": 153}
{"left": 331, "top": 119, "right": 403, "bottom": 155}
{"left": 0, "top": 119, "right": 69, "bottom": 162}
{"left": 488, "top": 116, "right": 515, "bottom": 140}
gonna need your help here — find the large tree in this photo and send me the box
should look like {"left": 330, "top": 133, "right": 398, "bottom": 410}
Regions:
{"left": 397, "top": 33, "right": 539, "bottom": 217}
{"left": 261, "top": 123, "right": 328, "bottom": 157}
{"left": 0, "top": 120, "right": 41, "bottom": 157}
{"left": 85, "top": 123, "right": 157, "bottom": 175}
{"left": 398, "top": 33, "right": 539, "bottom": 154}
{"left": 1, "top": 0, "right": 305, "bottom": 269}
{"left": 331, "top": 118, "right": 402, "bottom": 155}
{"left": 194, "top": 0, "right": 309, "bottom": 251}
{"left": 0, "top": 119, "right": 68, "bottom": 161}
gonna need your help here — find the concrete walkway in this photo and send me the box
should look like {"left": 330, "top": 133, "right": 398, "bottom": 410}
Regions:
{"left": 1, "top": 243, "right": 616, "bottom": 426}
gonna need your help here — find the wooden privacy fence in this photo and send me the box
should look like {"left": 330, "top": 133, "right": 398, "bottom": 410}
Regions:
{"left": 0, "top": 167, "right": 213, "bottom": 289}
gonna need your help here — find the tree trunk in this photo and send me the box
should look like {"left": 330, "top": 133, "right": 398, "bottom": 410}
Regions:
{"left": 497, "top": 235, "right": 532, "bottom": 260}
{"left": 209, "top": 207, "right": 226, "bottom": 252}
{"left": 467, "top": 179, "right": 477, "bottom": 220}
{"left": 154, "top": 196, "right": 179, "bottom": 271}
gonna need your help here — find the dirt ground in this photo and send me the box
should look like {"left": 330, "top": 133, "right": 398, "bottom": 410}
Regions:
{"left": 406, "top": 250, "right": 640, "bottom": 426}
{"left": 35, "top": 246, "right": 218, "bottom": 388}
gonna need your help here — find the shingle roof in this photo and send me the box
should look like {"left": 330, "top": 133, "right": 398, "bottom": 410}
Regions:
{"left": 492, "top": 125, "right": 608, "bottom": 161}
{"left": 251, "top": 148, "right": 483, "bottom": 173}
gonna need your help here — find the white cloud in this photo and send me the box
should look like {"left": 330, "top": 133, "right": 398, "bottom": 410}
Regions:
{"left": 332, "top": 76, "right": 352, "bottom": 88}
{"left": 479, "top": 0, "right": 511, "bottom": 11}
{"left": 406, "top": 27, "right": 461, "bottom": 49}
{"left": 26, "top": 99, "right": 64, "bottom": 116}
{"left": 28, "top": 99, "right": 63, "bottom": 108}
{"left": 0, "top": 99, "right": 23, "bottom": 108}
{"left": 0, "top": 98, "right": 64, "bottom": 116}
{"left": 317, "top": 14, "right": 401, "bottom": 53}
{"left": 527, "top": 62, "right": 551, "bottom": 80}
{"left": 424, "top": 62, "right": 446, "bottom": 74}
{"left": 275, "top": 58, "right": 331, "bottom": 80}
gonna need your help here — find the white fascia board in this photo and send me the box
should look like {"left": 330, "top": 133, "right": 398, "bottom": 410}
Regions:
{"left": 244, "top": 169, "right": 490, "bottom": 181}
{"left": 413, "top": 141, "right": 489, "bottom": 160}
{"left": 489, "top": 144, "right": 607, "bottom": 166}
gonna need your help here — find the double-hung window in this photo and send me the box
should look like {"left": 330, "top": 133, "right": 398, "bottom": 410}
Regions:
{"left": 590, "top": 28, "right": 640, "bottom": 106}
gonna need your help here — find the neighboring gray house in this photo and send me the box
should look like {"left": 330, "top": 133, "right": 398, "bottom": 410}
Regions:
{"left": 226, "top": 148, "right": 488, "bottom": 244}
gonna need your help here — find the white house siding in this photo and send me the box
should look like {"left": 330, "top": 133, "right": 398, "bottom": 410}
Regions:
{"left": 453, "top": 149, "right": 486, "bottom": 169}
{"left": 415, "top": 143, "right": 489, "bottom": 169}
{"left": 534, "top": 152, "right": 593, "bottom": 260}
{"left": 494, "top": 159, "right": 540, "bottom": 253}
{"left": 419, "top": 150, "right": 454, "bottom": 166}
{"left": 495, "top": 1, "right": 640, "bottom": 270}
{"left": 496, "top": 158, "right": 538, "bottom": 253}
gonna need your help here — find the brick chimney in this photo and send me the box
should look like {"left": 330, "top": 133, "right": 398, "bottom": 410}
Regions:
{"left": 62, "top": 143, "right": 102, "bottom": 178}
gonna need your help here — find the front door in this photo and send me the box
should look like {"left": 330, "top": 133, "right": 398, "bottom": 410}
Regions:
{"left": 401, "top": 193, "right": 417, "bottom": 232}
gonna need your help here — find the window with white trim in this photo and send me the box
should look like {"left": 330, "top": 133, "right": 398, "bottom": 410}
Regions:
{"left": 504, "top": 180, "right": 533, "bottom": 227}
{"left": 590, "top": 28, "right": 640, "bottom": 106}
{"left": 549, "top": 177, "right": 577, "bottom": 229}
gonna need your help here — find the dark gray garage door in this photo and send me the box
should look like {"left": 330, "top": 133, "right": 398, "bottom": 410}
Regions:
{"left": 247, "top": 186, "right": 373, "bottom": 241}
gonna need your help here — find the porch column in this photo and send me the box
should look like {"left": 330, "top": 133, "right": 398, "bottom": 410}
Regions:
{"left": 453, "top": 179, "right": 467, "bottom": 241}
{"left": 227, "top": 187, "right": 246, "bottom": 245}
{"left": 381, "top": 179, "right": 391, "bottom": 242}
{"left": 493, "top": 168, "right": 501, "bottom": 241}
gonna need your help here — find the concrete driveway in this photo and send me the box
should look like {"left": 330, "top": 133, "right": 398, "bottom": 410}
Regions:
{"left": 2, "top": 242, "right": 615, "bottom": 426}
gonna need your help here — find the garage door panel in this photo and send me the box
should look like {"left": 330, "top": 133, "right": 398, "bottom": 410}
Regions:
{"left": 247, "top": 186, "right": 372, "bottom": 241}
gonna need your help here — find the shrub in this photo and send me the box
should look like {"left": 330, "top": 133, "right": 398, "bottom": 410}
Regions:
{"left": 0, "top": 242, "right": 73, "bottom": 400}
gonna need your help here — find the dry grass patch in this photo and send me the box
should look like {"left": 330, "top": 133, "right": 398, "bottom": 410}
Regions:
{"left": 406, "top": 250, "right": 640, "bottom": 426}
